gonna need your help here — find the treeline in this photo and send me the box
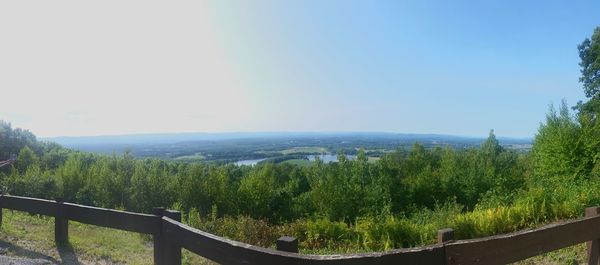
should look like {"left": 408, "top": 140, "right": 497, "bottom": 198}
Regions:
{"left": 0, "top": 121, "right": 525, "bottom": 222}
{"left": 0, "top": 121, "right": 540, "bottom": 250}
{"left": 1, "top": 119, "right": 594, "bottom": 251}
{"left": 0, "top": 121, "right": 70, "bottom": 178}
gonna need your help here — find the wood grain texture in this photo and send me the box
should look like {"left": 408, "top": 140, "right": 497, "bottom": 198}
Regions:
{"left": 64, "top": 202, "right": 160, "bottom": 234}
{"left": 587, "top": 207, "right": 600, "bottom": 265}
{"left": 0, "top": 195, "right": 58, "bottom": 216}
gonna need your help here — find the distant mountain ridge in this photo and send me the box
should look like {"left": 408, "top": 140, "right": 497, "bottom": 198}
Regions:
{"left": 44, "top": 132, "right": 532, "bottom": 148}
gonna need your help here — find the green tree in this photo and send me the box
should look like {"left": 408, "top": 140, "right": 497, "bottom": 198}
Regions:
{"left": 15, "top": 146, "right": 39, "bottom": 173}
{"left": 59, "top": 153, "right": 90, "bottom": 202}
{"left": 238, "top": 164, "right": 278, "bottom": 219}
{"left": 577, "top": 27, "right": 600, "bottom": 114}
{"left": 480, "top": 130, "right": 502, "bottom": 157}
{"left": 532, "top": 102, "right": 586, "bottom": 179}
{"left": 576, "top": 26, "right": 600, "bottom": 178}
{"left": 130, "top": 159, "right": 174, "bottom": 212}
{"left": 0, "top": 121, "right": 40, "bottom": 163}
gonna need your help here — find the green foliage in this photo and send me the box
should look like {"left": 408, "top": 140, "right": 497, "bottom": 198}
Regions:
{"left": 0, "top": 124, "right": 535, "bottom": 252}
{"left": 15, "top": 146, "right": 39, "bottom": 172}
{"left": 4, "top": 165, "right": 58, "bottom": 199}
{"left": 579, "top": 113, "right": 600, "bottom": 179}
{"left": 193, "top": 215, "right": 279, "bottom": 247}
{"left": 578, "top": 27, "right": 600, "bottom": 104}
{"left": 0, "top": 120, "right": 39, "bottom": 162}
{"left": 238, "top": 163, "right": 279, "bottom": 219}
{"left": 305, "top": 217, "right": 356, "bottom": 250}
{"left": 130, "top": 159, "right": 176, "bottom": 212}
{"left": 8, "top": 118, "right": 598, "bottom": 255}
{"left": 532, "top": 102, "right": 588, "bottom": 179}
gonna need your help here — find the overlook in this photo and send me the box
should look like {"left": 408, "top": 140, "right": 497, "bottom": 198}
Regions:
{"left": 2, "top": 1, "right": 600, "bottom": 264}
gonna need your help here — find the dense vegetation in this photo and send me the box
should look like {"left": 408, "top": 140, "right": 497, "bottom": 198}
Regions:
{"left": 1, "top": 26, "right": 600, "bottom": 254}
{"left": 0, "top": 123, "right": 533, "bottom": 250}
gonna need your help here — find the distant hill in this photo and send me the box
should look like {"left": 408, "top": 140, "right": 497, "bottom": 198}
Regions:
{"left": 44, "top": 132, "right": 532, "bottom": 146}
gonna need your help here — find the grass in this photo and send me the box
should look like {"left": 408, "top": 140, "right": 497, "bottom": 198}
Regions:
{"left": 515, "top": 243, "right": 587, "bottom": 265}
{"left": 0, "top": 210, "right": 214, "bottom": 264}
{"left": 0, "top": 210, "right": 151, "bottom": 264}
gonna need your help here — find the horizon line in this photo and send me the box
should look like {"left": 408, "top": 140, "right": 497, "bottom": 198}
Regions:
{"left": 40, "top": 130, "right": 534, "bottom": 140}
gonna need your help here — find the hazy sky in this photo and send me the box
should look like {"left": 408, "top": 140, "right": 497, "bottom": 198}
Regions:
{"left": 1, "top": 1, "right": 599, "bottom": 137}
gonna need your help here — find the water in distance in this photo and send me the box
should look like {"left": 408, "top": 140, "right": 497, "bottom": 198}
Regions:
{"left": 234, "top": 158, "right": 267, "bottom": 166}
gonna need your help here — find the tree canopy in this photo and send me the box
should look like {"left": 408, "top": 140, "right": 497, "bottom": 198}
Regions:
{"left": 577, "top": 27, "right": 600, "bottom": 113}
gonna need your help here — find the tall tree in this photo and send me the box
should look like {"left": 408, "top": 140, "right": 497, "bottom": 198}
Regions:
{"left": 577, "top": 27, "right": 600, "bottom": 114}
{"left": 532, "top": 102, "right": 586, "bottom": 179}
{"left": 15, "top": 146, "right": 39, "bottom": 173}
{"left": 576, "top": 26, "right": 600, "bottom": 177}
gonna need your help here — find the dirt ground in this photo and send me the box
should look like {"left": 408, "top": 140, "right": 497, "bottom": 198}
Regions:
{"left": 0, "top": 238, "right": 115, "bottom": 265}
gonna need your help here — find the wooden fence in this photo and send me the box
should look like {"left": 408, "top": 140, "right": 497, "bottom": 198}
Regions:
{"left": 1, "top": 194, "right": 600, "bottom": 265}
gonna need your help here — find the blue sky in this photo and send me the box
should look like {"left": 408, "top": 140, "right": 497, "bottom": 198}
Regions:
{"left": 1, "top": 1, "right": 598, "bottom": 137}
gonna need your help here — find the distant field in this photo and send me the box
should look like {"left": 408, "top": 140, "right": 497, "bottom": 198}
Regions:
{"left": 174, "top": 153, "right": 206, "bottom": 161}
{"left": 280, "top": 147, "right": 328, "bottom": 155}
{"left": 367, "top": 156, "right": 381, "bottom": 163}
{"left": 283, "top": 159, "right": 313, "bottom": 166}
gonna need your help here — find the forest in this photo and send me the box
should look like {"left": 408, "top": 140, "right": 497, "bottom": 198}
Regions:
{"left": 45, "top": 131, "right": 531, "bottom": 164}
{"left": 0, "top": 26, "right": 600, "bottom": 254}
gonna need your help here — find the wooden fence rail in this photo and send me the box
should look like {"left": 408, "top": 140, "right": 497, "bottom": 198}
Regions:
{"left": 0, "top": 194, "right": 599, "bottom": 265}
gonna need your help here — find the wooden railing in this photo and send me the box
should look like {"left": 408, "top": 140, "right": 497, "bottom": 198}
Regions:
{"left": 1, "top": 194, "right": 600, "bottom": 265}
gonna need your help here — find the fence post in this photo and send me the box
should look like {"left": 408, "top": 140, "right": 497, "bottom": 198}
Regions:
{"left": 587, "top": 207, "right": 600, "bottom": 265}
{"left": 276, "top": 236, "right": 298, "bottom": 253}
{"left": 153, "top": 207, "right": 165, "bottom": 265}
{"left": 437, "top": 228, "right": 454, "bottom": 244}
{"left": 153, "top": 207, "right": 181, "bottom": 265}
{"left": 0, "top": 194, "right": 3, "bottom": 228}
{"left": 55, "top": 198, "right": 69, "bottom": 245}
{"left": 438, "top": 228, "right": 454, "bottom": 265}
{"left": 163, "top": 209, "right": 182, "bottom": 265}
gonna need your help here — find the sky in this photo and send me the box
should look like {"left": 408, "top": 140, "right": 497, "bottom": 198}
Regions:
{"left": 1, "top": 1, "right": 599, "bottom": 138}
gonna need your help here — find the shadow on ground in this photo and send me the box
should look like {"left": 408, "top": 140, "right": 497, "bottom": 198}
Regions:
{"left": 0, "top": 239, "right": 84, "bottom": 265}
{"left": 57, "top": 242, "right": 81, "bottom": 265}
{"left": 0, "top": 239, "right": 59, "bottom": 263}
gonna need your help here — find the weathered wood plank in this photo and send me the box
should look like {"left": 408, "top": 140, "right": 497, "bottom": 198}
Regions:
{"left": 587, "top": 207, "right": 600, "bottom": 265}
{"left": 162, "top": 217, "right": 445, "bottom": 265}
{"left": 438, "top": 228, "right": 454, "bottom": 244}
{"left": 153, "top": 208, "right": 182, "bottom": 265}
{"left": 0, "top": 195, "right": 57, "bottom": 216}
{"left": 64, "top": 203, "right": 160, "bottom": 235}
{"left": 277, "top": 236, "right": 299, "bottom": 253}
{"left": 55, "top": 198, "right": 69, "bottom": 245}
{"left": 153, "top": 208, "right": 166, "bottom": 265}
{"left": 445, "top": 214, "right": 600, "bottom": 265}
